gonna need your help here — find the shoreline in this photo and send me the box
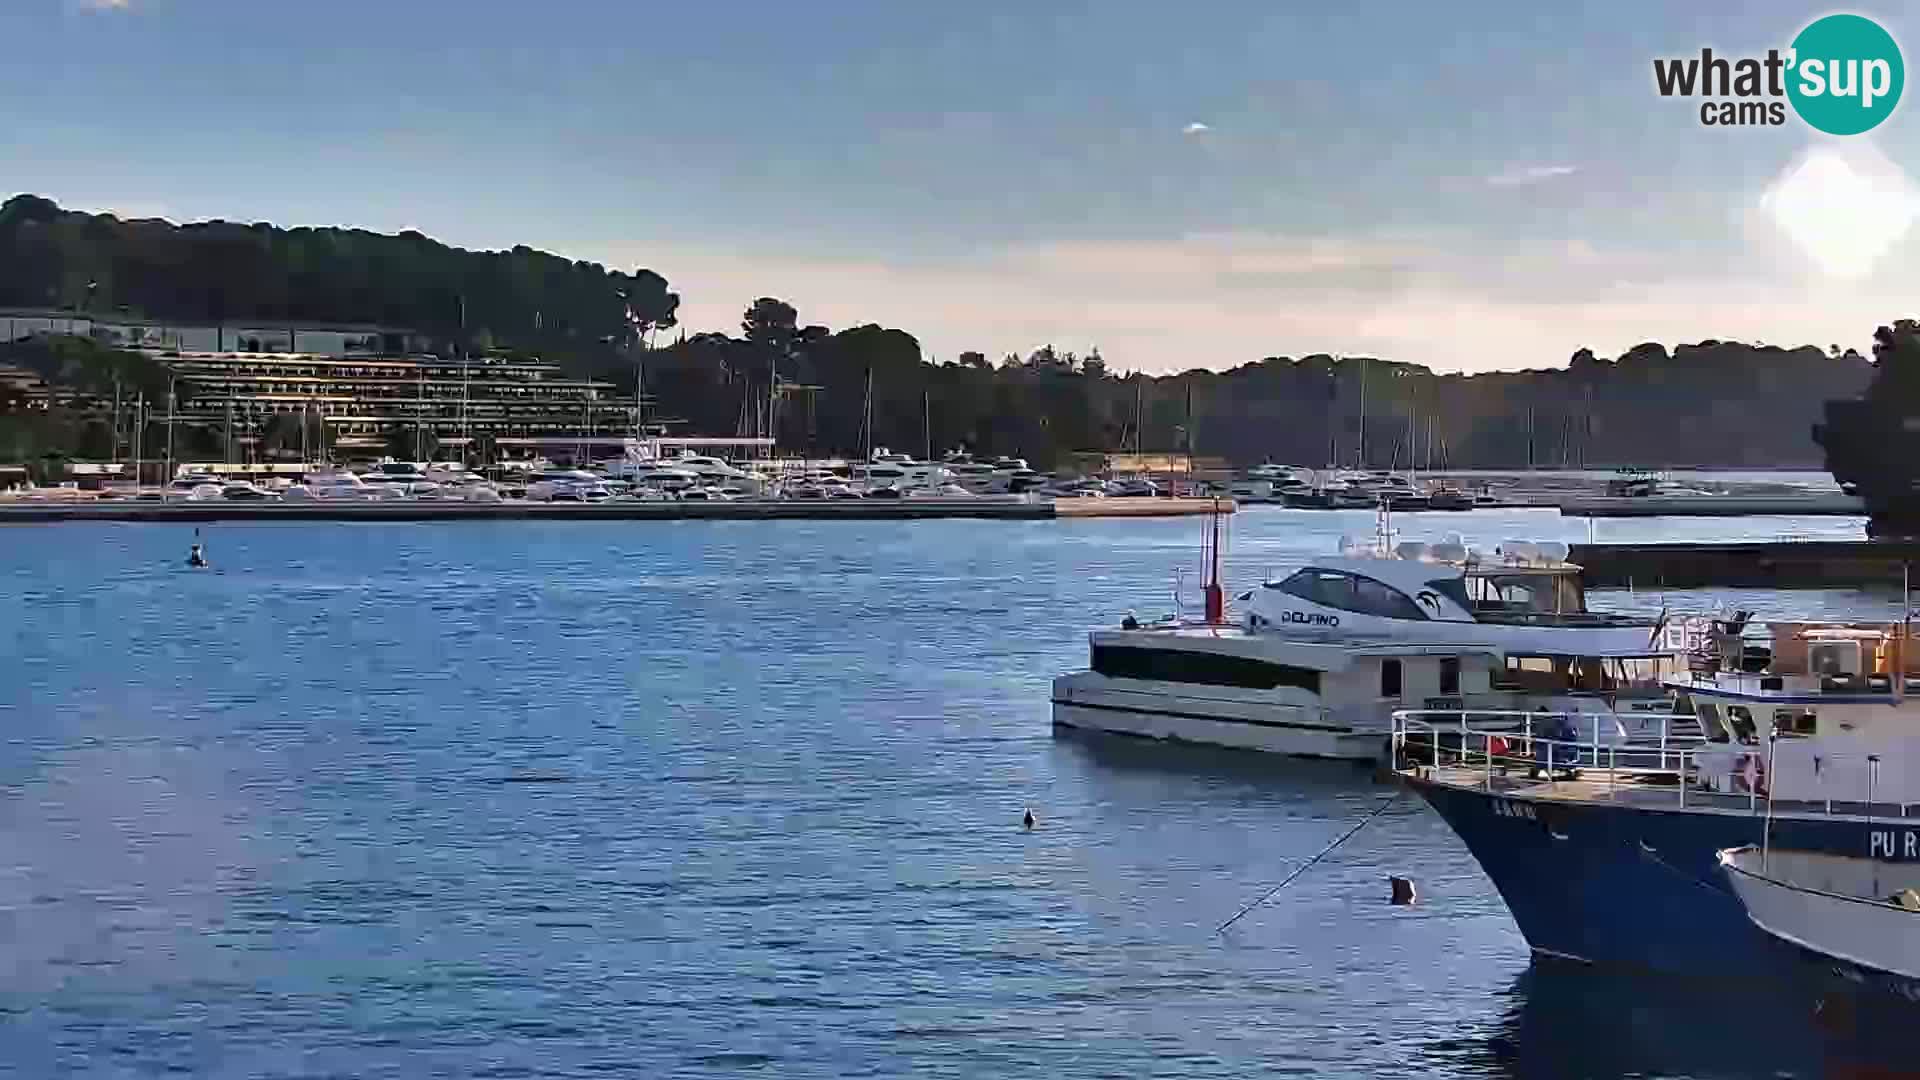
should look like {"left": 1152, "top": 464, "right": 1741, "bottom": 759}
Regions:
{"left": 0, "top": 496, "right": 1235, "bottom": 524}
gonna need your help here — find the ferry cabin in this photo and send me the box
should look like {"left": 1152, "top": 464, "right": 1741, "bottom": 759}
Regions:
{"left": 1247, "top": 552, "right": 1657, "bottom": 656}
{"left": 1052, "top": 627, "right": 1505, "bottom": 758}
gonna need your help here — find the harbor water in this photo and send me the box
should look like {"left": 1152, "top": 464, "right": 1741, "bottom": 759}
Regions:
{"left": 1, "top": 506, "right": 1911, "bottom": 1077}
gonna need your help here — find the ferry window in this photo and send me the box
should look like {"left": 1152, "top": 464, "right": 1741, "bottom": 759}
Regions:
{"left": 1275, "top": 570, "right": 1355, "bottom": 609}
{"left": 1380, "top": 659, "right": 1402, "bottom": 698}
{"left": 1274, "top": 571, "right": 1425, "bottom": 619}
{"left": 1724, "top": 705, "right": 1758, "bottom": 745}
{"left": 1424, "top": 578, "right": 1470, "bottom": 611}
{"left": 1350, "top": 578, "right": 1429, "bottom": 620}
{"left": 1774, "top": 709, "right": 1817, "bottom": 736}
{"left": 1496, "top": 656, "right": 1563, "bottom": 692}
{"left": 1439, "top": 657, "right": 1461, "bottom": 695}
{"left": 1471, "top": 575, "right": 1549, "bottom": 612}
{"left": 1091, "top": 646, "right": 1321, "bottom": 693}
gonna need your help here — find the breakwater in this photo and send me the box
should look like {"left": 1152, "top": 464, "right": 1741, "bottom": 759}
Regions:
{"left": 1557, "top": 494, "right": 1864, "bottom": 518}
{"left": 1571, "top": 540, "right": 1920, "bottom": 588}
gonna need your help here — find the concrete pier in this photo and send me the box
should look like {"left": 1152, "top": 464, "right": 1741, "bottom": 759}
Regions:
{"left": 1570, "top": 540, "right": 1918, "bottom": 589}
{"left": 0, "top": 496, "right": 1234, "bottom": 525}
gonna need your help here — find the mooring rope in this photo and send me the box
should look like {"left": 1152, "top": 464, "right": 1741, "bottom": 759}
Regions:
{"left": 1216, "top": 791, "right": 1402, "bottom": 934}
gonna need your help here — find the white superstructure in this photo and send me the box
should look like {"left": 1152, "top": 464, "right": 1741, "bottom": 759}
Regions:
{"left": 1051, "top": 532, "right": 1671, "bottom": 759}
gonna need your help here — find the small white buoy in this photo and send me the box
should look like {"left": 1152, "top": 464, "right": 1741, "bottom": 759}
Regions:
{"left": 1022, "top": 808, "right": 1035, "bottom": 830}
{"left": 1390, "top": 876, "right": 1416, "bottom": 905}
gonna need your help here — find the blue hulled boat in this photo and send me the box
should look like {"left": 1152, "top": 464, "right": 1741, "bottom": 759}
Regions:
{"left": 1398, "top": 614, "right": 1920, "bottom": 975}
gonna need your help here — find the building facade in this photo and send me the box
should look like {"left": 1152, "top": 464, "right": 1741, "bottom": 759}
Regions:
{"left": 162, "top": 350, "right": 647, "bottom": 457}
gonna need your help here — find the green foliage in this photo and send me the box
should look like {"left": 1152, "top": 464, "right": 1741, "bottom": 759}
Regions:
{"left": 0, "top": 194, "right": 679, "bottom": 373}
{"left": 0, "top": 194, "right": 1876, "bottom": 470}
{"left": 3, "top": 336, "right": 170, "bottom": 402}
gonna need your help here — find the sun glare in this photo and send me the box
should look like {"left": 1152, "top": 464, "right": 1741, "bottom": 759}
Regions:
{"left": 1761, "top": 145, "right": 1920, "bottom": 279}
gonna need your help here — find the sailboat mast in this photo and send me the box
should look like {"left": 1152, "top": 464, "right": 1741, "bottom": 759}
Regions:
{"left": 862, "top": 367, "right": 874, "bottom": 462}
{"left": 1357, "top": 355, "right": 1369, "bottom": 468}
{"left": 1121, "top": 378, "right": 1136, "bottom": 453}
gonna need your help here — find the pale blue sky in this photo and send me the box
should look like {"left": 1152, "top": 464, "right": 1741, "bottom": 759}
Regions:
{"left": 6, "top": 0, "right": 1919, "bottom": 370}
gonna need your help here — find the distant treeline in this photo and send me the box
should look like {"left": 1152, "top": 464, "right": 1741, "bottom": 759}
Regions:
{"left": 1, "top": 194, "right": 1878, "bottom": 469}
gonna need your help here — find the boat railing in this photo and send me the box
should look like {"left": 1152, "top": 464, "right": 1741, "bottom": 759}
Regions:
{"left": 1390, "top": 708, "right": 1714, "bottom": 807}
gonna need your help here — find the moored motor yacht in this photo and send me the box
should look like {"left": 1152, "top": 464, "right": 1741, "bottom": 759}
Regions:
{"left": 1052, "top": 522, "right": 1670, "bottom": 760}
{"left": 218, "top": 480, "right": 277, "bottom": 501}
{"left": 163, "top": 473, "right": 224, "bottom": 501}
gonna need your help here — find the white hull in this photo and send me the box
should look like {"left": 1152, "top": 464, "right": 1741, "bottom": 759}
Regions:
{"left": 1722, "top": 847, "right": 1920, "bottom": 981}
{"left": 1050, "top": 680, "right": 1383, "bottom": 759}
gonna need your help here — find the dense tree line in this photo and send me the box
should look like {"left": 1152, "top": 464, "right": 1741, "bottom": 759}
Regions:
{"left": 0, "top": 194, "right": 678, "bottom": 367}
{"left": 0, "top": 193, "right": 1879, "bottom": 470}
{"left": 630, "top": 297, "right": 1872, "bottom": 469}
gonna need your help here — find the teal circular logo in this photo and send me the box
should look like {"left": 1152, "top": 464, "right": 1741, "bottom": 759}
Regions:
{"left": 1787, "top": 14, "right": 1904, "bottom": 135}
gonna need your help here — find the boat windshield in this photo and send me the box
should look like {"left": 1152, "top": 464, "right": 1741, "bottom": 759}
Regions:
{"left": 1462, "top": 570, "right": 1586, "bottom": 615}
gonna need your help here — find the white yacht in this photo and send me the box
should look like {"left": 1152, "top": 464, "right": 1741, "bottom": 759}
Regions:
{"left": 526, "top": 469, "right": 605, "bottom": 501}
{"left": 851, "top": 449, "right": 954, "bottom": 493}
{"left": 941, "top": 453, "right": 1005, "bottom": 493}
{"left": 218, "top": 480, "right": 277, "bottom": 501}
{"left": 360, "top": 460, "right": 430, "bottom": 485}
{"left": 1238, "top": 464, "right": 1315, "bottom": 502}
{"left": 1054, "top": 626, "right": 1508, "bottom": 758}
{"left": 671, "top": 453, "right": 753, "bottom": 482}
{"left": 1051, "top": 532, "right": 1670, "bottom": 759}
{"left": 299, "top": 470, "right": 378, "bottom": 500}
{"left": 163, "top": 473, "right": 224, "bottom": 501}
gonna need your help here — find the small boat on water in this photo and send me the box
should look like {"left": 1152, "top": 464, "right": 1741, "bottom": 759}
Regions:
{"left": 1720, "top": 845, "right": 1920, "bottom": 999}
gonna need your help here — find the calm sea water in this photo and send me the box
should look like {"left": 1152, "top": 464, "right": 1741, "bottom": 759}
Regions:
{"left": 1, "top": 507, "right": 1910, "bottom": 1078}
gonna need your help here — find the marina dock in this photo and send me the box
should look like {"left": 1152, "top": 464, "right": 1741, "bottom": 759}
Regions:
{"left": 1556, "top": 493, "right": 1864, "bottom": 517}
{"left": 1570, "top": 539, "right": 1919, "bottom": 588}
{"left": 0, "top": 495, "right": 1235, "bottom": 525}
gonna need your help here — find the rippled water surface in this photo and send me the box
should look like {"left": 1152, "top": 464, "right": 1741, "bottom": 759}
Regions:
{"left": 1, "top": 508, "right": 1909, "bottom": 1077}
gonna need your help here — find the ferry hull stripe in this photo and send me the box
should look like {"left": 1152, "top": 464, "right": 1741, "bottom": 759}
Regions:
{"left": 1050, "top": 699, "right": 1348, "bottom": 733}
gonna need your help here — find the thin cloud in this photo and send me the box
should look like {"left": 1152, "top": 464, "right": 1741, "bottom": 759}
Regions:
{"left": 1181, "top": 122, "right": 1211, "bottom": 135}
{"left": 76, "top": 0, "right": 133, "bottom": 10}
{"left": 1486, "top": 164, "right": 1578, "bottom": 187}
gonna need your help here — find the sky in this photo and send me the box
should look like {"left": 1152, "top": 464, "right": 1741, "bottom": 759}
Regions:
{"left": 6, "top": 0, "right": 1920, "bottom": 372}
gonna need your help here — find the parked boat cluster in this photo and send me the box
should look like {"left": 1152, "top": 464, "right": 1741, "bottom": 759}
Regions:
{"left": 55, "top": 448, "right": 1185, "bottom": 505}
{"left": 1224, "top": 463, "right": 1497, "bottom": 510}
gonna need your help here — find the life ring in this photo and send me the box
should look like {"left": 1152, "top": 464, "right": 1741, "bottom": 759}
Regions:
{"left": 1731, "top": 751, "right": 1768, "bottom": 795}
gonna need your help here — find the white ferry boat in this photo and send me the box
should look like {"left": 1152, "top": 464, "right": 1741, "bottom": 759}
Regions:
{"left": 1051, "top": 532, "right": 1669, "bottom": 759}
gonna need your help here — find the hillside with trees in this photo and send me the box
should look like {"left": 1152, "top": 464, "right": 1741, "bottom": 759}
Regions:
{"left": 0, "top": 193, "right": 1878, "bottom": 470}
